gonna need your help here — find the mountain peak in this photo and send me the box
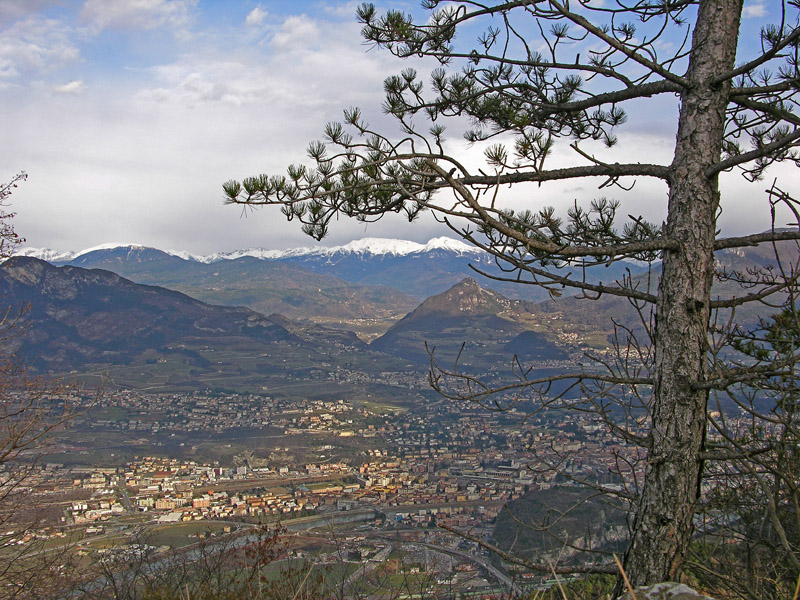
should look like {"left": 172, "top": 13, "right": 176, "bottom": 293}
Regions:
{"left": 13, "top": 247, "right": 77, "bottom": 263}
{"left": 0, "top": 257, "right": 303, "bottom": 372}
{"left": 454, "top": 277, "right": 479, "bottom": 288}
{"left": 335, "top": 238, "right": 423, "bottom": 255}
{"left": 301, "top": 236, "right": 478, "bottom": 257}
{"left": 370, "top": 270, "right": 563, "bottom": 365}
{"left": 406, "top": 276, "right": 516, "bottom": 319}
{"left": 73, "top": 243, "right": 147, "bottom": 258}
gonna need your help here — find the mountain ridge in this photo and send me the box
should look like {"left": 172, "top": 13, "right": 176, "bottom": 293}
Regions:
{"left": 1, "top": 259, "right": 571, "bottom": 381}
{"left": 16, "top": 236, "right": 481, "bottom": 264}
{"left": 17, "top": 239, "right": 647, "bottom": 306}
{"left": 16, "top": 245, "right": 421, "bottom": 330}
{"left": 0, "top": 257, "right": 374, "bottom": 375}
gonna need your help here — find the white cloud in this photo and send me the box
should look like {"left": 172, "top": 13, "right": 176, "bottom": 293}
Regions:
{"left": 136, "top": 61, "right": 272, "bottom": 108}
{"left": 245, "top": 6, "right": 268, "bottom": 27}
{"left": 743, "top": 2, "right": 767, "bottom": 18}
{"left": 80, "top": 0, "right": 198, "bottom": 33}
{"left": 134, "top": 11, "right": 398, "bottom": 114}
{"left": 0, "top": 16, "right": 81, "bottom": 79}
{"left": 1, "top": 1, "right": 793, "bottom": 257}
{"left": 320, "top": 1, "right": 362, "bottom": 19}
{"left": 270, "top": 15, "right": 320, "bottom": 49}
{"left": 52, "top": 80, "right": 84, "bottom": 94}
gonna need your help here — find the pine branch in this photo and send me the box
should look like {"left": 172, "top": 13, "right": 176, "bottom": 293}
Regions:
{"left": 714, "top": 230, "right": 800, "bottom": 250}
{"left": 709, "top": 128, "right": 800, "bottom": 176}
{"left": 716, "top": 25, "right": 800, "bottom": 85}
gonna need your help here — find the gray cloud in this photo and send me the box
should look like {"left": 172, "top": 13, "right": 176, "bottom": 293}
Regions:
{"left": 79, "top": 0, "right": 198, "bottom": 33}
{"left": 0, "top": 0, "right": 63, "bottom": 21}
{"left": 2, "top": 1, "right": 796, "bottom": 257}
{"left": 3, "top": 5, "right": 432, "bottom": 254}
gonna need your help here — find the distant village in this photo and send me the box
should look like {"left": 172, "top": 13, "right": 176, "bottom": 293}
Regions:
{"left": 8, "top": 374, "right": 768, "bottom": 599}
{"left": 23, "top": 387, "right": 641, "bottom": 535}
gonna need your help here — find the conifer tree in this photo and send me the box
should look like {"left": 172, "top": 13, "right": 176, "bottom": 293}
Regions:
{"left": 225, "top": 1, "right": 800, "bottom": 588}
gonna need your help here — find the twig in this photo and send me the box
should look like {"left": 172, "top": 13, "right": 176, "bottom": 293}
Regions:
{"left": 613, "top": 554, "right": 637, "bottom": 600}
{"left": 548, "top": 560, "right": 569, "bottom": 600}
{"left": 793, "top": 571, "right": 800, "bottom": 600}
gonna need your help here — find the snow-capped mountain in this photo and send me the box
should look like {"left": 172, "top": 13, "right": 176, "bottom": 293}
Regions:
{"left": 14, "top": 236, "right": 648, "bottom": 309}
{"left": 13, "top": 247, "right": 77, "bottom": 263}
{"left": 14, "top": 237, "right": 494, "bottom": 302}
{"left": 17, "top": 236, "right": 480, "bottom": 265}
{"left": 188, "top": 236, "right": 480, "bottom": 263}
{"left": 16, "top": 242, "right": 152, "bottom": 264}
{"left": 314, "top": 236, "right": 479, "bottom": 257}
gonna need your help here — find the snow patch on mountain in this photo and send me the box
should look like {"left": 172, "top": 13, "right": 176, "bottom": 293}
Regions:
{"left": 197, "top": 247, "right": 315, "bottom": 263}
{"left": 17, "top": 237, "right": 480, "bottom": 264}
{"left": 333, "top": 238, "right": 424, "bottom": 255}
{"left": 16, "top": 243, "right": 147, "bottom": 263}
{"left": 164, "top": 249, "right": 204, "bottom": 262}
{"left": 13, "top": 247, "right": 77, "bottom": 263}
{"left": 422, "top": 237, "right": 478, "bottom": 254}
{"left": 206, "top": 237, "right": 480, "bottom": 260}
{"left": 333, "top": 236, "right": 478, "bottom": 256}
{"left": 73, "top": 243, "right": 147, "bottom": 259}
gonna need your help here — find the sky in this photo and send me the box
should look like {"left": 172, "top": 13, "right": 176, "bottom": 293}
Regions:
{"left": 0, "top": 0, "right": 793, "bottom": 254}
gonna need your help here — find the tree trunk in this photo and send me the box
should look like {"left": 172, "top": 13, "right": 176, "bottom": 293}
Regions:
{"left": 621, "top": 0, "right": 743, "bottom": 589}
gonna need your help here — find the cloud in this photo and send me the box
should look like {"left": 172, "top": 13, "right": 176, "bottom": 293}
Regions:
{"left": 320, "top": 1, "right": 362, "bottom": 19}
{"left": 245, "top": 6, "right": 268, "bottom": 27}
{"left": 743, "top": 2, "right": 767, "bottom": 18}
{"left": 0, "top": 5, "right": 467, "bottom": 254}
{"left": 0, "top": 1, "right": 63, "bottom": 21}
{"left": 0, "top": 16, "right": 81, "bottom": 79}
{"left": 133, "top": 10, "right": 398, "bottom": 114}
{"left": 80, "top": 0, "right": 198, "bottom": 33}
{"left": 52, "top": 80, "right": 84, "bottom": 94}
{"left": 135, "top": 61, "right": 269, "bottom": 108}
{"left": 270, "top": 15, "right": 320, "bottom": 49}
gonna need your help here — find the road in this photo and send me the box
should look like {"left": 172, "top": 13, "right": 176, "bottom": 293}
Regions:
{"left": 414, "top": 542, "right": 515, "bottom": 592}
{"left": 343, "top": 543, "right": 392, "bottom": 588}
{"left": 118, "top": 475, "right": 134, "bottom": 512}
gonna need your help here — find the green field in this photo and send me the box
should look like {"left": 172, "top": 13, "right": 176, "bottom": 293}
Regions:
{"left": 146, "top": 521, "right": 235, "bottom": 548}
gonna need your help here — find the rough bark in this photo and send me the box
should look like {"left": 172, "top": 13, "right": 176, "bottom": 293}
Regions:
{"left": 621, "top": 0, "right": 743, "bottom": 588}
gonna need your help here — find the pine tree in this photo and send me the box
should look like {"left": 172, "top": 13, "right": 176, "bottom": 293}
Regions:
{"left": 224, "top": 1, "right": 800, "bottom": 589}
